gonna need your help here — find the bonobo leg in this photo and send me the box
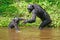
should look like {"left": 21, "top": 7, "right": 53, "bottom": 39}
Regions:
{"left": 8, "top": 24, "right": 14, "bottom": 29}
{"left": 39, "top": 19, "right": 52, "bottom": 30}
{"left": 14, "top": 23, "right": 19, "bottom": 31}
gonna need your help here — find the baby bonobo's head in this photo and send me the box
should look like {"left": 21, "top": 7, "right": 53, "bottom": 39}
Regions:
{"left": 13, "top": 17, "right": 19, "bottom": 22}
{"left": 14, "top": 17, "right": 19, "bottom": 21}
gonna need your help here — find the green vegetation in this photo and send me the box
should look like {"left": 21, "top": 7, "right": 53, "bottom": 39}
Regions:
{"left": 0, "top": 0, "right": 60, "bottom": 27}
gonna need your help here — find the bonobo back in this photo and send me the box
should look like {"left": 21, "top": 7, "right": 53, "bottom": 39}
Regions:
{"left": 33, "top": 4, "right": 44, "bottom": 11}
{"left": 33, "top": 4, "right": 50, "bottom": 21}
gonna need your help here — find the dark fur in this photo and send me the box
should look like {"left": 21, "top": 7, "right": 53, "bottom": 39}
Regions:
{"left": 24, "top": 4, "right": 52, "bottom": 29}
{"left": 8, "top": 17, "right": 25, "bottom": 30}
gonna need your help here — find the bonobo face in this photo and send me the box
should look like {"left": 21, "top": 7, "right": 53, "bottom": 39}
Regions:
{"left": 27, "top": 4, "right": 34, "bottom": 13}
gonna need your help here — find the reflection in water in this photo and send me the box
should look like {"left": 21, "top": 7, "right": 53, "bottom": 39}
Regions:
{"left": 52, "top": 28, "right": 60, "bottom": 40}
{"left": 8, "top": 29, "right": 21, "bottom": 40}
{"left": 0, "top": 27, "right": 60, "bottom": 40}
{"left": 39, "top": 28, "right": 52, "bottom": 40}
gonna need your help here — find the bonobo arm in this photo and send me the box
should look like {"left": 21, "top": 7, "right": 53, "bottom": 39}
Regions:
{"left": 24, "top": 10, "right": 36, "bottom": 23}
{"left": 19, "top": 18, "right": 25, "bottom": 20}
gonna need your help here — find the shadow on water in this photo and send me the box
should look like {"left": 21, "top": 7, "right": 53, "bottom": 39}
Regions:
{"left": 0, "top": 27, "right": 60, "bottom": 40}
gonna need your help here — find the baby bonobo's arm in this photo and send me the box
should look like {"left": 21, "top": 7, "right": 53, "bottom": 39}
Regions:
{"left": 18, "top": 18, "right": 26, "bottom": 20}
{"left": 23, "top": 10, "right": 36, "bottom": 23}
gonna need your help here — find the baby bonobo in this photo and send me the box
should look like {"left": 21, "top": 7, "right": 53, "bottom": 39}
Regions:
{"left": 8, "top": 17, "right": 25, "bottom": 31}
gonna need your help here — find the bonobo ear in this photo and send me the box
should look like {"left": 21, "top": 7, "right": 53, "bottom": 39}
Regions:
{"left": 30, "top": 4, "right": 34, "bottom": 9}
{"left": 31, "top": 4, "right": 34, "bottom": 9}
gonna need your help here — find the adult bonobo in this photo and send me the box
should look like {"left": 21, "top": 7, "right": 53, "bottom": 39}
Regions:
{"left": 23, "top": 4, "right": 52, "bottom": 29}
{"left": 8, "top": 17, "right": 25, "bottom": 31}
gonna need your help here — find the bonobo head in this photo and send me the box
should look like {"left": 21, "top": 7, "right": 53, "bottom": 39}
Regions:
{"left": 27, "top": 4, "right": 34, "bottom": 13}
{"left": 13, "top": 17, "right": 19, "bottom": 22}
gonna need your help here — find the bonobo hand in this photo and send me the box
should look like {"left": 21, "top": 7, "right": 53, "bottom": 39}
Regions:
{"left": 23, "top": 20, "right": 27, "bottom": 24}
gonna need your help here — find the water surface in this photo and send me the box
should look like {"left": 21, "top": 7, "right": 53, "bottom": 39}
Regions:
{"left": 0, "top": 27, "right": 60, "bottom": 40}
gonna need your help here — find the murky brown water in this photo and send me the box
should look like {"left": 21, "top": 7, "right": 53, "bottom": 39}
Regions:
{"left": 0, "top": 27, "right": 60, "bottom": 40}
